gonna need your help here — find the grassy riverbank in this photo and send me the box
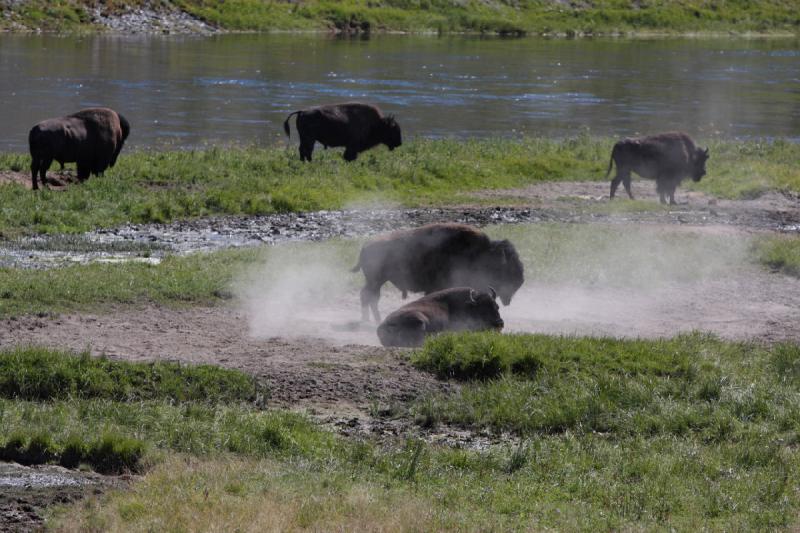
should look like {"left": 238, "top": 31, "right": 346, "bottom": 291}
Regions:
{"left": 0, "top": 137, "right": 797, "bottom": 236}
{"left": 1, "top": 0, "right": 798, "bottom": 35}
{"left": 2, "top": 334, "right": 799, "bottom": 530}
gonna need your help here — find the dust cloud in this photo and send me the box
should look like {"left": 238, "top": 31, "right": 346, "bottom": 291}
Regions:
{"left": 493, "top": 224, "right": 761, "bottom": 339}
{"left": 234, "top": 241, "right": 404, "bottom": 346}
{"left": 235, "top": 222, "right": 790, "bottom": 346}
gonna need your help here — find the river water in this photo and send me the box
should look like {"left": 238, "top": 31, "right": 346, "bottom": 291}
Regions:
{"left": 0, "top": 34, "right": 798, "bottom": 151}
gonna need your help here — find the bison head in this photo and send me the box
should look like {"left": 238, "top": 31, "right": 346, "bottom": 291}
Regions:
{"left": 382, "top": 115, "right": 402, "bottom": 151}
{"left": 692, "top": 147, "right": 709, "bottom": 182}
{"left": 463, "top": 287, "right": 504, "bottom": 331}
{"left": 486, "top": 240, "right": 525, "bottom": 306}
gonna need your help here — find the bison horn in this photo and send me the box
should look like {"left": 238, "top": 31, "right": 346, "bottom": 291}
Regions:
{"left": 703, "top": 147, "right": 709, "bottom": 156}
{"left": 488, "top": 286, "right": 497, "bottom": 300}
{"left": 469, "top": 289, "right": 477, "bottom": 303}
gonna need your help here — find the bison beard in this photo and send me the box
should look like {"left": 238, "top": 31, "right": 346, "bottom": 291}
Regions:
{"left": 351, "top": 223, "right": 525, "bottom": 323}
{"left": 377, "top": 287, "right": 504, "bottom": 348}
{"left": 606, "top": 131, "right": 709, "bottom": 205}
{"left": 28, "top": 107, "right": 130, "bottom": 190}
{"left": 283, "top": 102, "right": 401, "bottom": 162}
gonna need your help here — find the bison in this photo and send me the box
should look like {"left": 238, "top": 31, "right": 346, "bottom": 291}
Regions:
{"left": 29, "top": 107, "right": 130, "bottom": 190}
{"left": 606, "top": 132, "right": 709, "bottom": 205}
{"left": 377, "top": 287, "right": 504, "bottom": 348}
{"left": 283, "top": 102, "right": 401, "bottom": 162}
{"left": 351, "top": 223, "right": 524, "bottom": 322}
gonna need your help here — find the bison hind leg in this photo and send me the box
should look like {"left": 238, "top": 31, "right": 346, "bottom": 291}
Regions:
{"left": 622, "top": 174, "right": 634, "bottom": 199}
{"left": 299, "top": 140, "right": 314, "bottom": 162}
{"left": 343, "top": 146, "right": 359, "bottom": 162}
{"left": 31, "top": 158, "right": 40, "bottom": 190}
{"left": 377, "top": 316, "right": 426, "bottom": 348}
{"left": 360, "top": 284, "right": 382, "bottom": 323}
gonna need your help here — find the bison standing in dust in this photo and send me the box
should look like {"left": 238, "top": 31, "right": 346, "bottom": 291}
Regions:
{"left": 377, "top": 287, "right": 504, "bottom": 347}
{"left": 606, "top": 132, "right": 709, "bottom": 205}
{"left": 283, "top": 102, "right": 401, "bottom": 162}
{"left": 351, "top": 223, "right": 524, "bottom": 323}
{"left": 29, "top": 107, "right": 130, "bottom": 190}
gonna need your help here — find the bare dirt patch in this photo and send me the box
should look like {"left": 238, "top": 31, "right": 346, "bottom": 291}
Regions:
{"left": 0, "top": 170, "right": 81, "bottom": 190}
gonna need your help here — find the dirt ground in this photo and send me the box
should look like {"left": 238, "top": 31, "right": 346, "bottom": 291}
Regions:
{"left": 0, "top": 170, "right": 82, "bottom": 190}
{"left": 1, "top": 181, "right": 798, "bottom": 413}
{"left": 1, "top": 180, "right": 799, "bottom": 529}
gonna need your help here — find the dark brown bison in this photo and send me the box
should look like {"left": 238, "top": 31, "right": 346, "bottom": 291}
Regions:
{"left": 377, "top": 287, "right": 504, "bottom": 347}
{"left": 29, "top": 107, "right": 130, "bottom": 190}
{"left": 606, "top": 132, "right": 709, "bottom": 205}
{"left": 351, "top": 223, "right": 524, "bottom": 322}
{"left": 283, "top": 102, "right": 401, "bottom": 162}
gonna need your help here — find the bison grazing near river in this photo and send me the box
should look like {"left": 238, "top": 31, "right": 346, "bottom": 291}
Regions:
{"left": 377, "top": 287, "right": 504, "bottom": 347}
{"left": 351, "top": 223, "right": 524, "bottom": 323}
{"left": 283, "top": 102, "right": 401, "bottom": 162}
{"left": 606, "top": 132, "right": 709, "bottom": 205}
{"left": 29, "top": 107, "right": 130, "bottom": 190}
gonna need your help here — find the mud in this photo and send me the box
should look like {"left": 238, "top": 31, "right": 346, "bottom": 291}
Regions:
{"left": 0, "top": 462, "right": 127, "bottom": 532}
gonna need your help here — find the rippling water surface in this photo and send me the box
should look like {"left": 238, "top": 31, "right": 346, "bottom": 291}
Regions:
{"left": 0, "top": 34, "right": 798, "bottom": 150}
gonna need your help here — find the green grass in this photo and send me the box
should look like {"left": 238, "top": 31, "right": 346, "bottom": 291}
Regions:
{"left": 755, "top": 234, "right": 800, "bottom": 278}
{"left": 1, "top": 137, "right": 798, "bottom": 237}
{"left": 13, "top": 333, "right": 798, "bottom": 530}
{"left": 412, "top": 332, "right": 800, "bottom": 437}
{"left": 0, "top": 247, "right": 262, "bottom": 316}
{"left": 2, "top": 0, "right": 798, "bottom": 35}
{"left": 0, "top": 346, "right": 262, "bottom": 403}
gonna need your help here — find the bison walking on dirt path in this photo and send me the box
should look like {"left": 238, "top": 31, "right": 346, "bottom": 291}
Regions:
{"left": 283, "top": 102, "right": 401, "bottom": 162}
{"left": 29, "top": 107, "right": 130, "bottom": 190}
{"left": 351, "top": 223, "right": 524, "bottom": 323}
{"left": 606, "top": 131, "right": 709, "bottom": 205}
{"left": 377, "top": 287, "right": 504, "bottom": 347}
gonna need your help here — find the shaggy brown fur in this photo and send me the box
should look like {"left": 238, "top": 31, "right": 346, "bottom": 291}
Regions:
{"left": 29, "top": 107, "right": 130, "bottom": 190}
{"left": 606, "top": 131, "right": 709, "bottom": 205}
{"left": 377, "top": 287, "right": 504, "bottom": 347}
{"left": 351, "top": 223, "right": 524, "bottom": 322}
{"left": 283, "top": 102, "right": 401, "bottom": 162}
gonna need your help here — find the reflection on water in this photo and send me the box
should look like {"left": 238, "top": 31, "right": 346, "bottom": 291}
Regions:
{"left": 0, "top": 34, "right": 798, "bottom": 150}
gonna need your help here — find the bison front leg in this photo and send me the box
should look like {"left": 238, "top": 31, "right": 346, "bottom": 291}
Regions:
{"left": 76, "top": 162, "right": 91, "bottom": 182}
{"left": 668, "top": 186, "right": 678, "bottom": 206}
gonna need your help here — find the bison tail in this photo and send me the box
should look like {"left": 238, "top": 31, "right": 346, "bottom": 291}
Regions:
{"left": 604, "top": 151, "right": 615, "bottom": 179}
{"left": 350, "top": 262, "right": 361, "bottom": 273}
{"left": 283, "top": 111, "right": 300, "bottom": 138}
{"left": 118, "top": 113, "right": 131, "bottom": 141}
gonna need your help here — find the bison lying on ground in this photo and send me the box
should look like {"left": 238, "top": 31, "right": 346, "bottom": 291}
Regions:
{"left": 377, "top": 287, "right": 504, "bottom": 347}
{"left": 606, "top": 131, "right": 709, "bottom": 205}
{"left": 283, "top": 102, "right": 401, "bottom": 162}
{"left": 29, "top": 107, "right": 130, "bottom": 190}
{"left": 351, "top": 223, "right": 524, "bottom": 322}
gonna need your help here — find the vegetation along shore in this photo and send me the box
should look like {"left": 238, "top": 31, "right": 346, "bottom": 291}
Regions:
{"left": 1, "top": 0, "right": 798, "bottom": 36}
